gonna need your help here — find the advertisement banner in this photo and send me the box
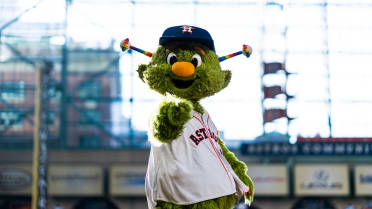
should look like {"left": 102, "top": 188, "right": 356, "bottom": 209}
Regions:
{"left": 241, "top": 141, "right": 372, "bottom": 156}
{"left": 264, "top": 109, "right": 289, "bottom": 123}
{"left": 110, "top": 165, "right": 146, "bottom": 196}
{"left": 355, "top": 165, "right": 372, "bottom": 196}
{"left": 264, "top": 86, "right": 283, "bottom": 99}
{"left": 247, "top": 164, "right": 288, "bottom": 196}
{"left": 263, "top": 62, "right": 286, "bottom": 74}
{"left": 0, "top": 164, "right": 32, "bottom": 195}
{"left": 48, "top": 165, "right": 103, "bottom": 196}
{"left": 295, "top": 164, "right": 349, "bottom": 196}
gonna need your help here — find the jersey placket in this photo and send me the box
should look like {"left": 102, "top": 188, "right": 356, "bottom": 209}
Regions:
{"left": 192, "top": 112, "right": 234, "bottom": 187}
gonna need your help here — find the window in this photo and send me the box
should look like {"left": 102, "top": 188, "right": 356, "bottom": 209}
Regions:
{"left": 78, "top": 82, "right": 101, "bottom": 99}
{"left": 0, "top": 111, "right": 24, "bottom": 131}
{"left": 79, "top": 110, "right": 101, "bottom": 126}
{"left": 79, "top": 135, "right": 101, "bottom": 148}
{"left": 0, "top": 82, "right": 25, "bottom": 103}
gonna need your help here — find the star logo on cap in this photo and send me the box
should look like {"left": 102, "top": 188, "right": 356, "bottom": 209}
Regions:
{"left": 180, "top": 25, "right": 194, "bottom": 34}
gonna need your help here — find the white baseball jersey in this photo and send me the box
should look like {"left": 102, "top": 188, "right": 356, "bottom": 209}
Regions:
{"left": 145, "top": 110, "right": 249, "bottom": 209}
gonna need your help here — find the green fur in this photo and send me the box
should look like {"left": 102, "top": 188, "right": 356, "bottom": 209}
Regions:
{"left": 155, "top": 194, "right": 237, "bottom": 209}
{"left": 137, "top": 64, "right": 147, "bottom": 82}
{"left": 138, "top": 41, "right": 254, "bottom": 208}
{"left": 139, "top": 44, "right": 232, "bottom": 143}
{"left": 152, "top": 100, "right": 192, "bottom": 143}
{"left": 218, "top": 138, "right": 255, "bottom": 204}
{"left": 190, "top": 100, "right": 204, "bottom": 114}
{"left": 138, "top": 45, "right": 231, "bottom": 100}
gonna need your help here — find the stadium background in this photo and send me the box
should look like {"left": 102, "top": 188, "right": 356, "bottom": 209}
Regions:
{"left": 1, "top": 0, "right": 372, "bottom": 209}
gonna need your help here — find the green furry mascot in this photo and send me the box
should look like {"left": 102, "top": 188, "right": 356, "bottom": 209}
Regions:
{"left": 120, "top": 25, "right": 254, "bottom": 209}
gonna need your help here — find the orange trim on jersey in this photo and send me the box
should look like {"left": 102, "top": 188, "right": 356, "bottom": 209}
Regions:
{"left": 192, "top": 114, "right": 233, "bottom": 186}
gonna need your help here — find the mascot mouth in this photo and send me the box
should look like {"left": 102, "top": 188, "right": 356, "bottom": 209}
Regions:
{"left": 171, "top": 78, "right": 195, "bottom": 89}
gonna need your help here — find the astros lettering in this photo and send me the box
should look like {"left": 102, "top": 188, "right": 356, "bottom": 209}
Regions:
{"left": 190, "top": 128, "right": 218, "bottom": 145}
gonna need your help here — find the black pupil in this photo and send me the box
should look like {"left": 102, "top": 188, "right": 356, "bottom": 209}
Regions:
{"left": 191, "top": 58, "right": 198, "bottom": 67}
{"left": 170, "top": 56, "right": 177, "bottom": 65}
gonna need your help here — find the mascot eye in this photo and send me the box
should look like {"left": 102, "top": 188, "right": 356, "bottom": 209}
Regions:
{"left": 167, "top": 52, "right": 177, "bottom": 65}
{"left": 191, "top": 54, "right": 202, "bottom": 67}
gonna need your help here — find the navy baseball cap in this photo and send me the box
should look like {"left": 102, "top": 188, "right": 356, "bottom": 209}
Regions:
{"left": 159, "top": 25, "right": 215, "bottom": 52}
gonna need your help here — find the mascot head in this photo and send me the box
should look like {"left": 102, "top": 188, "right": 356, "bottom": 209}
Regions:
{"left": 120, "top": 25, "right": 252, "bottom": 101}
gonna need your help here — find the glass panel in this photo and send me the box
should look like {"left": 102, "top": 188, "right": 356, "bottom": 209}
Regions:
{"left": 0, "top": 82, "right": 25, "bottom": 103}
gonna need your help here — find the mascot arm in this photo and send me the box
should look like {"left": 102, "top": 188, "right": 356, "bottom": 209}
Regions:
{"left": 151, "top": 100, "right": 192, "bottom": 143}
{"left": 218, "top": 138, "right": 254, "bottom": 205}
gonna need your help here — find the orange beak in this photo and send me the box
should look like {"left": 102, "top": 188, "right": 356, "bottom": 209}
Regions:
{"left": 171, "top": 62, "right": 195, "bottom": 77}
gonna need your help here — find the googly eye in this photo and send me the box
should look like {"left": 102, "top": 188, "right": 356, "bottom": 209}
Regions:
{"left": 167, "top": 52, "right": 177, "bottom": 65}
{"left": 191, "top": 54, "right": 202, "bottom": 67}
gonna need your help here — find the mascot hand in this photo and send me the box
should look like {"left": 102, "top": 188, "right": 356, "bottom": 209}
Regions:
{"left": 162, "top": 100, "right": 192, "bottom": 126}
{"left": 244, "top": 176, "right": 254, "bottom": 206}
